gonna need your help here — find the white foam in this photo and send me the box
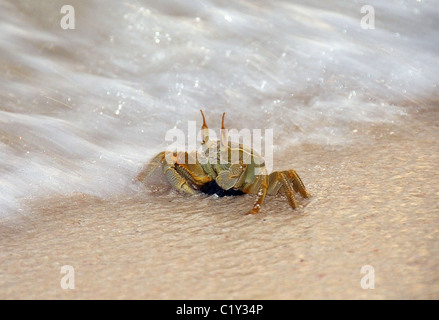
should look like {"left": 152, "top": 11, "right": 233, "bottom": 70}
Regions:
{"left": 0, "top": 0, "right": 438, "bottom": 217}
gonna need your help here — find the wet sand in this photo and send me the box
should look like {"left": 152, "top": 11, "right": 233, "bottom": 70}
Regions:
{"left": 1, "top": 107, "right": 438, "bottom": 299}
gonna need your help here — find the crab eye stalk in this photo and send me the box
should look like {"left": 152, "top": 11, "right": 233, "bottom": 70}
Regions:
{"left": 220, "top": 112, "right": 228, "bottom": 148}
{"left": 200, "top": 109, "right": 209, "bottom": 144}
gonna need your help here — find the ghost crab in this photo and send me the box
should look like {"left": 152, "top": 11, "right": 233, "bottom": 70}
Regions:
{"left": 137, "top": 110, "right": 309, "bottom": 214}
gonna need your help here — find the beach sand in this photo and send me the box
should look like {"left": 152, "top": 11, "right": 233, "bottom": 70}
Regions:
{"left": 1, "top": 106, "right": 438, "bottom": 299}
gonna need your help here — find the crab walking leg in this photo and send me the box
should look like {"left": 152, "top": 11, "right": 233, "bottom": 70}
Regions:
{"left": 137, "top": 151, "right": 166, "bottom": 182}
{"left": 295, "top": 172, "right": 310, "bottom": 198}
{"left": 267, "top": 171, "right": 298, "bottom": 208}
{"left": 248, "top": 174, "right": 268, "bottom": 214}
{"left": 162, "top": 162, "right": 196, "bottom": 195}
{"left": 267, "top": 171, "right": 283, "bottom": 195}
{"left": 280, "top": 172, "right": 298, "bottom": 209}
{"left": 285, "top": 170, "right": 309, "bottom": 198}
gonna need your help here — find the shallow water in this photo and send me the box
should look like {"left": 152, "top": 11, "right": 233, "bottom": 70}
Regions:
{"left": 0, "top": 0, "right": 438, "bottom": 299}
